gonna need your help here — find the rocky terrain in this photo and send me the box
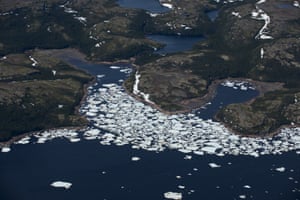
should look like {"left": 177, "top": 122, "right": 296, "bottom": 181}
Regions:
{"left": 0, "top": 50, "right": 92, "bottom": 141}
{"left": 0, "top": 0, "right": 300, "bottom": 139}
{"left": 125, "top": 0, "right": 300, "bottom": 135}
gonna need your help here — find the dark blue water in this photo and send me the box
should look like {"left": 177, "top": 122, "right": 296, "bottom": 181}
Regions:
{"left": 65, "top": 57, "right": 130, "bottom": 84}
{"left": 206, "top": 10, "right": 219, "bottom": 22}
{"left": 197, "top": 85, "right": 259, "bottom": 120}
{"left": 117, "top": 0, "right": 170, "bottom": 13}
{"left": 0, "top": 139, "right": 299, "bottom": 200}
{"left": 147, "top": 35, "right": 204, "bottom": 54}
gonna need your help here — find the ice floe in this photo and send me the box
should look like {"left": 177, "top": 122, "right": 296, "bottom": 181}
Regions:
{"left": 221, "top": 80, "right": 255, "bottom": 91}
{"left": 159, "top": 0, "right": 173, "bottom": 9}
{"left": 209, "top": 163, "right": 221, "bottom": 168}
{"left": 77, "top": 79, "right": 300, "bottom": 157}
{"left": 131, "top": 156, "right": 141, "bottom": 161}
{"left": 1, "top": 147, "right": 11, "bottom": 153}
{"left": 178, "top": 185, "right": 185, "bottom": 189}
{"left": 32, "top": 129, "right": 82, "bottom": 144}
{"left": 275, "top": 167, "right": 286, "bottom": 172}
{"left": 164, "top": 192, "right": 182, "bottom": 200}
{"left": 15, "top": 136, "right": 30, "bottom": 144}
{"left": 0, "top": 56, "right": 7, "bottom": 60}
{"left": 184, "top": 155, "right": 192, "bottom": 160}
{"left": 50, "top": 181, "right": 72, "bottom": 189}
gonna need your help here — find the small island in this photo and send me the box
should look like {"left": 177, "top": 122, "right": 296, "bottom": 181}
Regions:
{"left": 0, "top": 0, "right": 299, "bottom": 141}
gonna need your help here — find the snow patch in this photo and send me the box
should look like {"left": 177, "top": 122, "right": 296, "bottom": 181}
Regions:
{"left": 131, "top": 157, "right": 141, "bottom": 161}
{"left": 252, "top": 0, "right": 273, "bottom": 40}
{"left": 232, "top": 12, "right": 242, "bottom": 18}
{"left": 161, "top": 3, "right": 173, "bottom": 9}
{"left": 260, "top": 48, "right": 264, "bottom": 59}
{"left": 133, "top": 71, "right": 154, "bottom": 104}
{"left": 29, "top": 56, "right": 38, "bottom": 67}
{"left": 110, "top": 66, "right": 121, "bottom": 69}
{"left": 221, "top": 80, "right": 255, "bottom": 91}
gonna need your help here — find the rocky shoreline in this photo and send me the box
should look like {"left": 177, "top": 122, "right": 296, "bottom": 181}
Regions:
{"left": 0, "top": 45, "right": 296, "bottom": 147}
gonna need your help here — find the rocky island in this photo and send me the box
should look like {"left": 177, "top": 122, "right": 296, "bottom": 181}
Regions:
{"left": 0, "top": 0, "right": 299, "bottom": 141}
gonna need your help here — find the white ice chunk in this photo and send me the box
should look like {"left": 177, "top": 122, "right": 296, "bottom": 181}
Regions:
{"left": 184, "top": 155, "right": 192, "bottom": 160}
{"left": 110, "top": 66, "right": 120, "bottom": 69}
{"left": 131, "top": 156, "right": 141, "bottom": 161}
{"left": 164, "top": 192, "right": 182, "bottom": 200}
{"left": 69, "top": 138, "right": 81, "bottom": 143}
{"left": 178, "top": 185, "right": 185, "bottom": 189}
{"left": 0, "top": 56, "right": 7, "bottom": 60}
{"left": 1, "top": 147, "right": 11, "bottom": 153}
{"left": 208, "top": 163, "right": 221, "bottom": 168}
{"left": 50, "top": 181, "right": 72, "bottom": 189}
{"left": 161, "top": 3, "right": 173, "bottom": 9}
{"left": 202, "top": 146, "right": 218, "bottom": 154}
{"left": 275, "top": 167, "right": 286, "bottom": 172}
